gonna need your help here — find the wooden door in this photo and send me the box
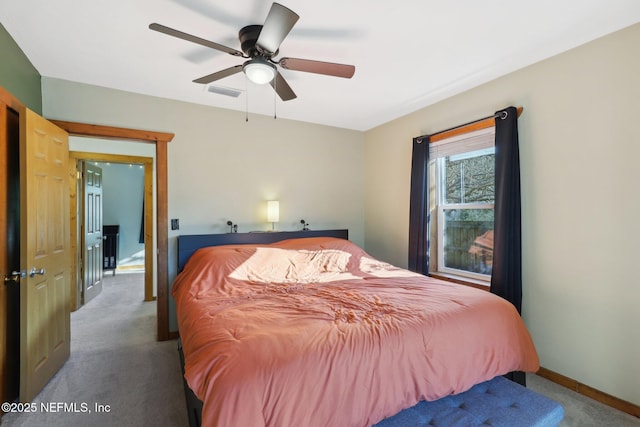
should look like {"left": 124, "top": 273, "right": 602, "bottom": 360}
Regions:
{"left": 82, "top": 162, "right": 103, "bottom": 304}
{"left": 19, "top": 108, "right": 71, "bottom": 402}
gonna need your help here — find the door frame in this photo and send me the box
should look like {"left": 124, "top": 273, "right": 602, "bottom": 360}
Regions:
{"left": 0, "top": 86, "right": 23, "bottom": 415}
{"left": 70, "top": 153, "right": 154, "bottom": 307}
{"left": 51, "top": 121, "right": 173, "bottom": 341}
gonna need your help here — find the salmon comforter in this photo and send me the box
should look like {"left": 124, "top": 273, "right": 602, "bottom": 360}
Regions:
{"left": 172, "top": 237, "right": 539, "bottom": 427}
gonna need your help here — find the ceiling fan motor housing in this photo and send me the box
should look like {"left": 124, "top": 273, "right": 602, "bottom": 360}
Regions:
{"left": 239, "top": 25, "right": 277, "bottom": 58}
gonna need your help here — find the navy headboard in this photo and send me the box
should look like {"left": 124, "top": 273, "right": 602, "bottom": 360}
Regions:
{"left": 177, "top": 229, "right": 349, "bottom": 271}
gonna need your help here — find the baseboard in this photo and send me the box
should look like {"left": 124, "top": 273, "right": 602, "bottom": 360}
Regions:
{"left": 537, "top": 366, "right": 640, "bottom": 418}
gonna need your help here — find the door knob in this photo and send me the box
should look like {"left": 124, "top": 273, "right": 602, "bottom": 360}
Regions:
{"left": 29, "top": 267, "right": 46, "bottom": 277}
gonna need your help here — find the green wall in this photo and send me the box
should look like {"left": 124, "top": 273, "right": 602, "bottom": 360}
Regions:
{"left": 0, "top": 23, "right": 42, "bottom": 113}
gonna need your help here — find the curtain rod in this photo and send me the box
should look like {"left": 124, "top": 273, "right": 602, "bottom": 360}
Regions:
{"left": 415, "top": 106, "right": 523, "bottom": 144}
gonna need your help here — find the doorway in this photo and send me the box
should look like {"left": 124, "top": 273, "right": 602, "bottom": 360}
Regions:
{"left": 94, "top": 161, "right": 146, "bottom": 274}
{"left": 51, "top": 120, "right": 173, "bottom": 341}
{"left": 70, "top": 152, "right": 155, "bottom": 310}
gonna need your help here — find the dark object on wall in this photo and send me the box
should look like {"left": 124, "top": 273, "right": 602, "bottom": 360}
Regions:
{"left": 226, "top": 220, "right": 238, "bottom": 233}
{"left": 103, "top": 225, "right": 120, "bottom": 276}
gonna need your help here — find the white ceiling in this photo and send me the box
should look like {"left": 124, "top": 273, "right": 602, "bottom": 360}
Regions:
{"left": 2, "top": 1, "right": 639, "bottom": 131}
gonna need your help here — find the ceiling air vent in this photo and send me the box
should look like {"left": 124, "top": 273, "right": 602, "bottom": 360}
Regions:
{"left": 206, "top": 85, "right": 242, "bottom": 98}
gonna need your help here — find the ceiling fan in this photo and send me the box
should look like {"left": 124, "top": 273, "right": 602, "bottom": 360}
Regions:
{"left": 149, "top": 2, "right": 355, "bottom": 101}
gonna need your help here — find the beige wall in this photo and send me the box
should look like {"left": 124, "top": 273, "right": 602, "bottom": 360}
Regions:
{"left": 42, "top": 80, "right": 364, "bottom": 330}
{"left": 364, "top": 23, "right": 640, "bottom": 405}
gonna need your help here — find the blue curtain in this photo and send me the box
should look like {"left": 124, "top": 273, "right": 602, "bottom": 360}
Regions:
{"left": 490, "top": 106, "right": 522, "bottom": 314}
{"left": 408, "top": 136, "right": 430, "bottom": 274}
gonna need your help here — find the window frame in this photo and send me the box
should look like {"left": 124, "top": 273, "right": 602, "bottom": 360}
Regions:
{"left": 429, "top": 126, "right": 495, "bottom": 284}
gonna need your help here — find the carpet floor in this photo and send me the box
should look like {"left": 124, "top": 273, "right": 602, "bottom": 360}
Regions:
{"left": 527, "top": 374, "right": 639, "bottom": 426}
{"left": 2, "top": 272, "right": 638, "bottom": 426}
{"left": 2, "top": 272, "right": 187, "bottom": 427}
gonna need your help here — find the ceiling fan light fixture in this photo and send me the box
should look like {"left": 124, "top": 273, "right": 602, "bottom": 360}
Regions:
{"left": 243, "top": 58, "right": 276, "bottom": 85}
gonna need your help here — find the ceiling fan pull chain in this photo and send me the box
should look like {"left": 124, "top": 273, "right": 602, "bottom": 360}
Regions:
{"left": 245, "top": 78, "right": 249, "bottom": 122}
{"left": 274, "top": 77, "right": 277, "bottom": 120}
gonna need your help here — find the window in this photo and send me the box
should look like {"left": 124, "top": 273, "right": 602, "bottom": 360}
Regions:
{"left": 429, "top": 127, "right": 495, "bottom": 282}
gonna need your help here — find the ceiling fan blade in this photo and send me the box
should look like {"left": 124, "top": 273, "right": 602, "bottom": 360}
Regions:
{"left": 270, "top": 72, "right": 297, "bottom": 101}
{"left": 279, "top": 58, "right": 355, "bottom": 78}
{"left": 193, "top": 65, "right": 243, "bottom": 84}
{"left": 256, "top": 3, "right": 299, "bottom": 55}
{"left": 149, "top": 23, "right": 244, "bottom": 57}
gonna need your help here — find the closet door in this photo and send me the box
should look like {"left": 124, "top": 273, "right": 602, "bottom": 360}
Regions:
{"left": 19, "top": 108, "right": 71, "bottom": 402}
{"left": 82, "top": 161, "right": 103, "bottom": 304}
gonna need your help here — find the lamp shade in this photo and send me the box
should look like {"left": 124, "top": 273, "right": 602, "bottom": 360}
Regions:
{"left": 267, "top": 200, "right": 280, "bottom": 223}
{"left": 244, "top": 59, "right": 276, "bottom": 85}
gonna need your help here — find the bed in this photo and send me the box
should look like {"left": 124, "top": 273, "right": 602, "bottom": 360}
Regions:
{"left": 172, "top": 230, "right": 539, "bottom": 427}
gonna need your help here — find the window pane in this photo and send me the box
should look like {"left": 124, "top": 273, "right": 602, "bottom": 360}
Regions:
{"left": 444, "top": 148, "right": 494, "bottom": 204}
{"left": 443, "top": 208, "right": 493, "bottom": 275}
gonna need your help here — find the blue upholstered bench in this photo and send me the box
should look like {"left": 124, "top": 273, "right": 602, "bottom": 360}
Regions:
{"left": 375, "top": 376, "right": 564, "bottom": 427}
